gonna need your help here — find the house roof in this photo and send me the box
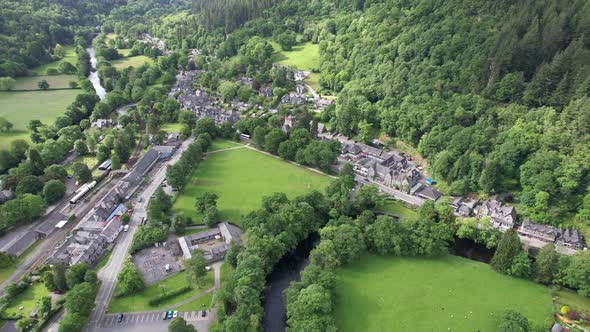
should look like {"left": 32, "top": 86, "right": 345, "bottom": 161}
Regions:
{"left": 35, "top": 212, "right": 67, "bottom": 236}
{"left": 521, "top": 219, "right": 559, "bottom": 236}
{"left": 124, "top": 149, "right": 160, "bottom": 185}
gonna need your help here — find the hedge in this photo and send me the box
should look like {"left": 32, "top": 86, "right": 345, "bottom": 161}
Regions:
{"left": 147, "top": 285, "right": 192, "bottom": 305}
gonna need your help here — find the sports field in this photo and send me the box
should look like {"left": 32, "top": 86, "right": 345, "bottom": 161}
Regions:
{"left": 172, "top": 142, "right": 331, "bottom": 225}
{"left": 334, "top": 255, "right": 553, "bottom": 332}
{"left": 272, "top": 42, "right": 320, "bottom": 71}
{"left": 0, "top": 90, "right": 78, "bottom": 148}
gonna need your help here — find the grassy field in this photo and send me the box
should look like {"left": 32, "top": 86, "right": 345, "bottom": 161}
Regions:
{"left": 174, "top": 292, "right": 213, "bottom": 311}
{"left": 334, "top": 255, "right": 553, "bottom": 332}
{"left": 108, "top": 271, "right": 213, "bottom": 313}
{"left": 377, "top": 200, "right": 419, "bottom": 220}
{"left": 172, "top": 144, "right": 331, "bottom": 225}
{"left": 555, "top": 289, "right": 590, "bottom": 313}
{"left": 31, "top": 46, "right": 77, "bottom": 75}
{"left": 208, "top": 139, "right": 241, "bottom": 152}
{"left": 14, "top": 75, "right": 79, "bottom": 90}
{"left": 2, "top": 283, "right": 49, "bottom": 317}
{"left": 0, "top": 90, "right": 78, "bottom": 149}
{"left": 111, "top": 55, "right": 155, "bottom": 69}
{"left": 304, "top": 72, "right": 321, "bottom": 91}
{"left": 160, "top": 122, "right": 185, "bottom": 133}
{"left": 272, "top": 43, "right": 320, "bottom": 71}
{"left": 65, "top": 155, "right": 99, "bottom": 174}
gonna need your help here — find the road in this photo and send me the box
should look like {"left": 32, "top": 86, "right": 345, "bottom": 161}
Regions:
{"left": 86, "top": 138, "right": 194, "bottom": 332}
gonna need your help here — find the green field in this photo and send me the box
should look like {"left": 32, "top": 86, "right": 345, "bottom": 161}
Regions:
{"left": 2, "top": 283, "right": 49, "bottom": 317}
{"left": 14, "top": 75, "right": 79, "bottom": 90}
{"left": 208, "top": 139, "right": 241, "bottom": 152}
{"left": 160, "top": 122, "right": 185, "bottom": 133}
{"left": 0, "top": 90, "right": 78, "bottom": 149}
{"left": 172, "top": 144, "right": 331, "bottom": 225}
{"left": 377, "top": 200, "right": 419, "bottom": 219}
{"left": 111, "top": 55, "right": 155, "bottom": 69}
{"left": 305, "top": 72, "right": 321, "bottom": 91}
{"left": 31, "top": 46, "right": 77, "bottom": 75}
{"left": 334, "top": 255, "right": 553, "bottom": 332}
{"left": 108, "top": 271, "right": 213, "bottom": 313}
{"left": 272, "top": 43, "right": 320, "bottom": 71}
{"left": 174, "top": 292, "right": 213, "bottom": 311}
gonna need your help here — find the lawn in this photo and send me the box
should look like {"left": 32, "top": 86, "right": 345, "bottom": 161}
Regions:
{"left": 555, "top": 289, "right": 590, "bottom": 313}
{"left": 14, "top": 75, "right": 79, "bottom": 90}
{"left": 160, "top": 122, "right": 185, "bottom": 133}
{"left": 304, "top": 72, "right": 321, "bottom": 92}
{"left": 65, "top": 155, "right": 99, "bottom": 174}
{"left": 111, "top": 55, "right": 155, "bottom": 69}
{"left": 0, "top": 90, "right": 78, "bottom": 148}
{"left": 172, "top": 145, "right": 331, "bottom": 225}
{"left": 2, "top": 283, "right": 49, "bottom": 317}
{"left": 334, "top": 255, "right": 553, "bottom": 332}
{"left": 31, "top": 46, "right": 77, "bottom": 75}
{"left": 174, "top": 292, "right": 213, "bottom": 311}
{"left": 209, "top": 139, "right": 241, "bottom": 152}
{"left": 0, "top": 266, "right": 16, "bottom": 285}
{"left": 108, "top": 271, "right": 214, "bottom": 313}
{"left": 377, "top": 200, "right": 419, "bottom": 220}
{"left": 272, "top": 42, "right": 320, "bottom": 71}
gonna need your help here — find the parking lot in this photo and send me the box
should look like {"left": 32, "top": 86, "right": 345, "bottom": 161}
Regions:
{"left": 132, "top": 237, "right": 182, "bottom": 285}
{"left": 95, "top": 309, "right": 215, "bottom": 332}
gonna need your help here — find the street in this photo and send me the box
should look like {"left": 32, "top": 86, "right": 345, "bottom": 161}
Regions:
{"left": 85, "top": 138, "right": 194, "bottom": 332}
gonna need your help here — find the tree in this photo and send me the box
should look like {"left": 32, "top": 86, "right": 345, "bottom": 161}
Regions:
{"left": 555, "top": 251, "right": 590, "bottom": 297}
{"left": 15, "top": 317, "right": 35, "bottom": 332}
{"left": 218, "top": 81, "right": 239, "bottom": 101}
{"left": 0, "top": 116, "right": 14, "bottom": 132}
{"left": 252, "top": 126, "right": 267, "bottom": 148}
{"left": 352, "top": 185, "right": 383, "bottom": 211}
{"left": 185, "top": 251, "right": 208, "bottom": 288}
{"left": 96, "top": 144, "right": 111, "bottom": 163}
{"left": 533, "top": 244, "right": 559, "bottom": 284}
{"left": 509, "top": 251, "right": 532, "bottom": 279}
{"left": 44, "top": 164, "right": 67, "bottom": 182}
{"left": 195, "top": 192, "right": 219, "bottom": 214}
{"left": 497, "top": 310, "right": 530, "bottom": 332}
{"left": 491, "top": 230, "right": 522, "bottom": 274}
{"left": 71, "top": 162, "right": 92, "bottom": 184}
{"left": 16, "top": 175, "right": 44, "bottom": 196}
{"left": 320, "top": 224, "right": 365, "bottom": 264}
{"left": 172, "top": 214, "right": 188, "bottom": 234}
{"left": 264, "top": 128, "right": 287, "bottom": 155}
{"left": 27, "top": 148, "right": 45, "bottom": 176}
{"left": 277, "top": 31, "right": 297, "bottom": 51}
{"left": 37, "top": 296, "right": 52, "bottom": 317}
{"left": 74, "top": 140, "right": 88, "bottom": 156}
{"left": 116, "top": 259, "right": 144, "bottom": 296}
{"left": 111, "top": 154, "right": 121, "bottom": 170}
{"left": 54, "top": 44, "right": 65, "bottom": 58}
{"left": 66, "top": 263, "right": 90, "bottom": 289}
{"left": 53, "top": 264, "right": 68, "bottom": 292}
{"left": 65, "top": 282, "right": 97, "bottom": 316}
{"left": 43, "top": 179, "right": 66, "bottom": 204}
{"left": 0, "top": 77, "right": 16, "bottom": 91}
{"left": 168, "top": 317, "right": 197, "bottom": 332}
{"left": 203, "top": 206, "right": 219, "bottom": 228}
{"left": 365, "top": 215, "right": 409, "bottom": 256}
{"left": 237, "top": 85, "right": 253, "bottom": 102}
{"left": 42, "top": 270, "right": 56, "bottom": 291}
{"left": 194, "top": 117, "right": 217, "bottom": 138}
{"left": 38, "top": 80, "right": 50, "bottom": 90}
{"left": 58, "top": 312, "right": 86, "bottom": 332}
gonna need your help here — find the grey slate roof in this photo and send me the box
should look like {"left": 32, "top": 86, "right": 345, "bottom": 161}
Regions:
{"left": 124, "top": 149, "right": 160, "bottom": 185}
{"left": 35, "top": 212, "right": 67, "bottom": 236}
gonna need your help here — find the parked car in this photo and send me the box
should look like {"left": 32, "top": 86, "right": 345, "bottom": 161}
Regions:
{"left": 205, "top": 266, "right": 211, "bottom": 271}
{"left": 163, "top": 311, "right": 168, "bottom": 320}
{"left": 201, "top": 310, "right": 206, "bottom": 317}
{"left": 117, "top": 314, "right": 124, "bottom": 323}
{"left": 167, "top": 310, "right": 173, "bottom": 319}
{"left": 123, "top": 225, "right": 130, "bottom": 232}
{"left": 173, "top": 310, "right": 178, "bottom": 318}
{"left": 165, "top": 264, "right": 171, "bottom": 273}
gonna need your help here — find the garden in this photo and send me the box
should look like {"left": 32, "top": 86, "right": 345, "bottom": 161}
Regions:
{"left": 333, "top": 255, "right": 554, "bottom": 332}
{"left": 172, "top": 143, "right": 332, "bottom": 225}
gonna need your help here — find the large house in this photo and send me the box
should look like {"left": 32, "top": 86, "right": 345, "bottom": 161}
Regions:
{"left": 518, "top": 218, "right": 560, "bottom": 242}
{"left": 178, "top": 222, "right": 243, "bottom": 262}
{"left": 476, "top": 197, "right": 517, "bottom": 230}
{"left": 556, "top": 229, "right": 585, "bottom": 250}
{"left": 450, "top": 197, "right": 478, "bottom": 217}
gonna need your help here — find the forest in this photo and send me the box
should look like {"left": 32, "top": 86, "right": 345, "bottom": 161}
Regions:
{"left": 168, "top": 0, "right": 590, "bottom": 231}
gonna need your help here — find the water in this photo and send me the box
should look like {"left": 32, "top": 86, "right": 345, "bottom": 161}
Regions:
{"left": 448, "top": 237, "right": 495, "bottom": 263}
{"left": 86, "top": 46, "right": 106, "bottom": 100}
{"left": 262, "top": 233, "right": 319, "bottom": 332}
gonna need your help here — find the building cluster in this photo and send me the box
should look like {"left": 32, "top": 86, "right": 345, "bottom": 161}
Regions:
{"left": 340, "top": 142, "right": 443, "bottom": 201}
{"left": 171, "top": 70, "right": 240, "bottom": 124}
{"left": 178, "top": 222, "right": 243, "bottom": 262}
{"left": 459, "top": 195, "right": 586, "bottom": 250}
{"left": 48, "top": 148, "right": 163, "bottom": 266}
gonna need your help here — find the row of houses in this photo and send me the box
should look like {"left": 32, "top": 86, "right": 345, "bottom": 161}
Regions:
{"left": 451, "top": 195, "right": 586, "bottom": 250}
{"left": 48, "top": 149, "right": 163, "bottom": 266}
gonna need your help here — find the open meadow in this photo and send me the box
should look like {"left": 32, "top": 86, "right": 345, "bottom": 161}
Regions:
{"left": 111, "top": 55, "right": 155, "bottom": 69}
{"left": 172, "top": 141, "right": 332, "bottom": 225}
{"left": 0, "top": 90, "right": 78, "bottom": 149}
{"left": 31, "top": 46, "right": 77, "bottom": 76}
{"left": 334, "top": 255, "right": 553, "bottom": 332}
{"left": 272, "top": 43, "right": 320, "bottom": 71}
{"left": 13, "top": 75, "right": 79, "bottom": 90}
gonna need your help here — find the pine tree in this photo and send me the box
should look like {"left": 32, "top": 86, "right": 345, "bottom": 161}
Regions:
{"left": 491, "top": 229, "right": 522, "bottom": 274}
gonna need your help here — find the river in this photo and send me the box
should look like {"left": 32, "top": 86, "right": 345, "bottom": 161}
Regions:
{"left": 261, "top": 234, "right": 494, "bottom": 331}
{"left": 86, "top": 46, "right": 106, "bottom": 100}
